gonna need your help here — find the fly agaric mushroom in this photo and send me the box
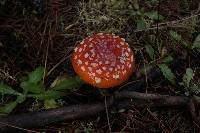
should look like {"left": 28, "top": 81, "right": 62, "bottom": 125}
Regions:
{"left": 71, "top": 33, "right": 135, "bottom": 88}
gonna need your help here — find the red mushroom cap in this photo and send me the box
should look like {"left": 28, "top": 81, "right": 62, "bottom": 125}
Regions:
{"left": 71, "top": 33, "right": 135, "bottom": 88}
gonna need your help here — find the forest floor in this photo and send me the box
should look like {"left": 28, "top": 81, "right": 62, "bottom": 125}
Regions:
{"left": 0, "top": 0, "right": 200, "bottom": 132}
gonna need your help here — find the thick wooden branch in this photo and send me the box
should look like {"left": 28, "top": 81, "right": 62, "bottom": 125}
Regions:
{"left": 0, "top": 91, "right": 191, "bottom": 132}
{"left": 115, "top": 91, "right": 190, "bottom": 106}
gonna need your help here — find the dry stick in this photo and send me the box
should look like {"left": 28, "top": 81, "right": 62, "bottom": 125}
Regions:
{"left": 0, "top": 97, "right": 114, "bottom": 132}
{"left": 104, "top": 96, "right": 112, "bottom": 132}
{"left": 115, "top": 91, "right": 190, "bottom": 107}
{"left": 46, "top": 53, "right": 72, "bottom": 77}
{"left": 0, "top": 92, "right": 191, "bottom": 132}
{"left": 43, "top": 23, "right": 51, "bottom": 83}
{"left": 0, "top": 122, "right": 39, "bottom": 133}
{"left": 147, "top": 108, "right": 169, "bottom": 132}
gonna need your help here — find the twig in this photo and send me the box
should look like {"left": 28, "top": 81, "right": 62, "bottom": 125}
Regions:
{"left": 0, "top": 122, "right": 39, "bottom": 133}
{"left": 43, "top": 22, "right": 52, "bottom": 83}
{"left": 0, "top": 92, "right": 191, "bottom": 132}
{"left": 147, "top": 109, "right": 169, "bottom": 133}
{"left": 104, "top": 96, "right": 112, "bottom": 132}
{"left": 46, "top": 53, "right": 72, "bottom": 77}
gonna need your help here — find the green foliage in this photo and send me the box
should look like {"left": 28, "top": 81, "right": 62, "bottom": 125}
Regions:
{"left": 20, "top": 66, "right": 45, "bottom": 93}
{"left": 0, "top": 66, "right": 84, "bottom": 114}
{"left": 27, "top": 66, "right": 45, "bottom": 83}
{"left": 20, "top": 82, "right": 45, "bottom": 94}
{"left": 0, "top": 101, "right": 18, "bottom": 114}
{"left": 0, "top": 83, "right": 21, "bottom": 95}
{"left": 144, "top": 11, "right": 164, "bottom": 21}
{"left": 192, "top": 34, "right": 200, "bottom": 51}
{"left": 44, "top": 99, "right": 58, "bottom": 109}
{"left": 169, "top": 30, "right": 182, "bottom": 42}
{"left": 28, "top": 90, "right": 62, "bottom": 100}
{"left": 169, "top": 30, "right": 188, "bottom": 48}
{"left": 145, "top": 44, "right": 155, "bottom": 60}
{"left": 16, "top": 95, "right": 26, "bottom": 103}
{"left": 182, "top": 68, "right": 194, "bottom": 88}
{"left": 137, "top": 20, "right": 146, "bottom": 30}
{"left": 52, "top": 76, "right": 84, "bottom": 91}
{"left": 179, "top": 68, "right": 200, "bottom": 98}
{"left": 161, "top": 55, "right": 173, "bottom": 64}
{"left": 158, "top": 64, "right": 176, "bottom": 85}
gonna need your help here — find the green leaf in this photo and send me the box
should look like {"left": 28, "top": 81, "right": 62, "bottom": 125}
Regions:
{"left": 169, "top": 30, "right": 189, "bottom": 48}
{"left": 145, "top": 44, "right": 155, "bottom": 60}
{"left": 192, "top": 34, "right": 200, "bottom": 51}
{"left": 44, "top": 99, "right": 58, "bottom": 109}
{"left": 16, "top": 94, "right": 26, "bottom": 104}
{"left": 162, "top": 55, "right": 173, "bottom": 64}
{"left": 52, "top": 76, "right": 84, "bottom": 91}
{"left": 169, "top": 30, "right": 182, "bottom": 42}
{"left": 27, "top": 66, "right": 45, "bottom": 83}
{"left": 144, "top": 11, "right": 164, "bottom": 20}
{"left": 183, "top": 68, "right": 194, "bottom": 88}
{"left": 190, "top": 84, "right": 200, "bottom": 95}
{"left": 20, "top": 81, "right": 45, "bottom": 94}
{"left": 0, "top": 101, "right": 18, "bottom": 114}
{"left": 161, "top": 55, "right": 173, "bottom": 64}
{"left": 28, "top": 90, "right": 62, "bottom": 100}
{"left": 158, "top": 64, "right": 176, "bottom": 85}
{"left": 137, "top": 20, "right": 146, "bottom": 30}
{"left": 0, "top": 83, "right": 21, "bottom": 95}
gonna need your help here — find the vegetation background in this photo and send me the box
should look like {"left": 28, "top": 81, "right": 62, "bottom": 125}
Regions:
{"left": 0, "top": 0, "right": 200, "bottom": 132}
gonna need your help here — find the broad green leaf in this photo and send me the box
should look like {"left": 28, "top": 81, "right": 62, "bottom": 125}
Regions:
{"left": 169, "top": 30, "right": 182, "bottom": 42}
{"left": 169, "top": 31, "right": 189, "bottom": 48}
{"left": 0, "top": 101, "right": 18, "bottom": 114}
{"left": 0, "top": 83, "right": 21, "bottom": 95}
{"left": 27, "top": 66, "right": 45, "bottom": 83}
{"left": 192, "top": 34, "right": 200, "bottom": 51}
{"left": 16, "top": 94, "right": 26, "bottom": 104}
{"left": 20, "top": 81, "right": 44, "bottom": 94}
{"left": 183, "top": 68, "right": 194, "bottom": 88}
{"left": 158, "top": 64, "right": 176, "bottom": 85}
{"left": 52, "top": 76, "right": 84, "bottom": 91}
{"left": 145, "top": 44, "right": 155, "bottom": 60}
{"left": 144, "top": 11, "right": 164, "bottom": 20}
{"left": 44, "top": 99, "right": 58, "bottom": 109}
{"left": 28, "top": 90, "right": 62, "bottom": 100}
{"left": 161, "top": 55, "right": 173, "bottom": 64}
{"left": 137, "top": 20, "right": 146, "bottom": 30}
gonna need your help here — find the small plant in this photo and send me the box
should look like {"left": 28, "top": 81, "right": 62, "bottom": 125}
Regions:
{"left": 144, "top": 33, "right": 176, "bottom": 85}
{"left": 169, "top": 30, "right": 200, "bottom": 52}
{"left": 179, "top": 68, "right": 200, "bottom": 97}
{"left": 158, "top": 63, "right": 176, "bottom": 85}
{"left": 0, "top": 66, "right": 84, "bottom": 114}
{"left": 192, "top": 34, "right": 200, "bottom": 52}
{"left": 169, "top": 30, "right": 189, "bottom": 48}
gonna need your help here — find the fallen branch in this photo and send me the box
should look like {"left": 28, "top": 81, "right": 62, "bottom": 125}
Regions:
{"left": 115, "top": 91, "right": 190, "bottom": 106}
{"left": 0, "top": 91, "right": 192, "bottom": 132}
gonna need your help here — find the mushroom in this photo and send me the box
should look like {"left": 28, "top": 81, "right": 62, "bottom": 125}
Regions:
{"left": 71, "top": 33, "right": 135, "bottom": 88}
